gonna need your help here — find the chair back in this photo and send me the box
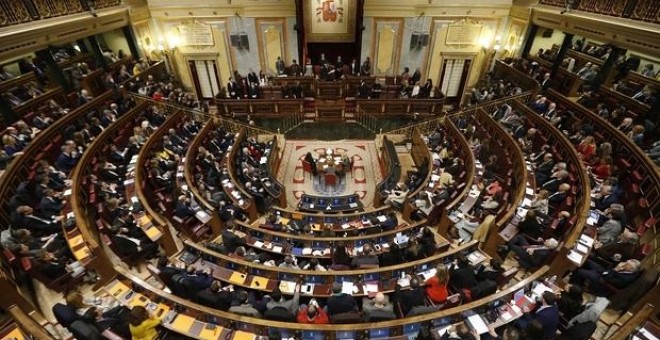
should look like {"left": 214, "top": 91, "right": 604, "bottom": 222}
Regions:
{"left": 325, "top": 173, "right": 337, "bottom": 186}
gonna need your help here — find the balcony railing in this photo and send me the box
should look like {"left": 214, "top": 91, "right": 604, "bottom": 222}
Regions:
{"left": 538, "top": 0, "right": 659, "bottom": 24}
{"left": 0, "top": 0, "right": 122, "bottom": 27}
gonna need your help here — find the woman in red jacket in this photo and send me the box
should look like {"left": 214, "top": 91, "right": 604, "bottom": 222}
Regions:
{"left": 297, "top": 303, "right": 330, "bottom": 324}
{"left": 425, "top": 265, "right": 450, "bottom": 304}
{"left": 576, "top": 136, "right": 596, "bottom": 161}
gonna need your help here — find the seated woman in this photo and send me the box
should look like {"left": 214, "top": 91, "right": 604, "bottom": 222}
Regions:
{"left": 129, "top": 305, "right": 161, "bottom": 340}
{"left": 530, "top": 190, "right": 549, "bottom": 217}
{"left": 425, "top": 265, "right": 450, "bottom": 304}
{"left": 331, "top": 243, "right": 351, "bottom": 269}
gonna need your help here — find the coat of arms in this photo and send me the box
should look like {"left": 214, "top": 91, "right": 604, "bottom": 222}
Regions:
{"left": 316, "top": 0, "right": 344, "bottom": 23}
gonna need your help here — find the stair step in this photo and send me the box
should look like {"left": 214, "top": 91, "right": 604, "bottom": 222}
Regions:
{"left": 303, "top": 119, "right": 316, "bottom": 123}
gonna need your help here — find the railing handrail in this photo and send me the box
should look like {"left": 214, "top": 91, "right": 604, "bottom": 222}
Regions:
{"left": 129, "top": 93, "right": 278, "bottom": 137}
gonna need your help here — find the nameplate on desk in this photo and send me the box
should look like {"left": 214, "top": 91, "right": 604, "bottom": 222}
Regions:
{"left": 349, "top": 202, "right": 358, "bottom": 208}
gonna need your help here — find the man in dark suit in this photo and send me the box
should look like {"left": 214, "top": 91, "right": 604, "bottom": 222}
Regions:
{"left": 594, "top": 185, "right": 618, "bottom": 211}
{"left": 392, "top": 277, "right": 426, "bottom": 317}
{"left": 221, "top": 224, "right": 246, "bottom": 254}
{"left": 275, "top": 56, "right": 286, "bottom": 75}
{"left": 12, "top": 205, "right": 61, "bottom": 237}
{"left": 289, "top": 59, "right": 301, "bottom": 76}
{"left": 195, "top": 280, "right": 234, "bottom": 311}
{"left": 39, "top": 189, "right": 65, "bottom": 219}
{"left": 349, "top": 58, "right": 360, "bottom": 75}
{"left": 505, "top": 235, "right": 559, "bottom": 270}
{"left": 534, "top": 153, "right": 555, "bottom": 185}
{"left": 175, "top": 195, "right": 196, "bottom": 219}
{"left": 247, "top": 70, "right": 258, "bottom": 85}
{"left": 547, "top": 183, "right": 570, "bottom": 207}
{"left": 449, "top": 256, "right": 477, "bottom": 290}
{"left": 519, "top": 291, "right": 559, "bottom": 339}
{"left": 327, "top": 282, "right": 357, "bottom": 316}
{"left": 571, "top": 259, "right": 642, "bottom": 296}
{"left": 227, "top": 77, "right": 240, "bottom": 99}
{"left": 540, "top": 72, "right": 552, "bottom": 92}
{"left": 595, "top": 227, "right": 639, "bottom": 261}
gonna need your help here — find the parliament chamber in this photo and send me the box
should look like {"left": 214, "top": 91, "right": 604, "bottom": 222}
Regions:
{"left": 0, "top": 0, "right": 658, "bottom": 339}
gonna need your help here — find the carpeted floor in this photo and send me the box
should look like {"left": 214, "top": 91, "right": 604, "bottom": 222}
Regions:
{"left": 277, "top": 140, "right": 382, "bottom": 208}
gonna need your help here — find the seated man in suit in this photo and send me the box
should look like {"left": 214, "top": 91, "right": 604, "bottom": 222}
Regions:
{"left": 595, "top": 209, "right": 623, "bottom": 247}
{"left": 571, "top": 259, "right": 642, "bottom": 297}
{"left": 38, "top": 188, "right": 65, "bottom": 220}
{"left": 594, "top": 227, "right": 639, "bottom": 262}
{"left": 174, "top": 195, "right": 196, "bottom": 219}
{"left": 220, "top": 223, "right": 246, "bottom": 254}
{"left": 379, "top": 211, "right": 398, "bottom": 231}
{"left": 593, "top": 185, "right": 619, "bottom": 211}
{"left": 362, "top": 292, "right": 396, "bottom": 321}
{"left": 195, "top": 280, "right": 234, "bottom": 311}
{"left": 351, "top": 243, "right": 379, "bottom": 268}
{"left": 392, "top": 277, "right": 426, "bottom": 317}
{"left": 327, "top": 282, "right": 357, "bottom": 316}
{"left": 503, "top": 235, "right": 559, "bottom": 270}
{"left": 517, "top": 291, "right": 559, "bottom": 340}
{"left": 449, "top": 256, "right": 477, "bottom": 290}
{"left": 12, "top": 205, "right": 62, "bottom": 237}
{"left": 109, "top": 217, "right": 159, "bottom": 260}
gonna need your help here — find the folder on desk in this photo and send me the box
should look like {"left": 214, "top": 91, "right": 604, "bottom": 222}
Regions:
{"left": 69, "top": 235, "right": 84, "bottom": 247}
{"left": 466, "top": 314, "right": 489, "bottom": 335}
{"left": 250, "top": 276, "right": 269, "bottom": 289}
{"left": 279, "top": 217, "right": 290, "bottom": 225}
{"left": 73, "top": 247, "right": 90, "bottom": 261}
{"left": 279, "top": 281, "right": 297, "bottom": 294}
{"left": 138, "top": 215, "right": 152, "bottom": 227}
{"left": 232, "top": 330, "right": 257, "bottom": 340}
{"left": 229, "top": 272, "right": 247, "bottom": 285}
{"left": 198, "top": 324, "right": 224, "bottom": 340}
{"left": 144, "top": 226, "right": 162, "bottom": 240}
{"left": 106, "top": 281, "right": 129, "bottom": 297}
{"left": 311, "top": 223, "right": 321, "bottom": 231}
{"left": 170, "top": 314, "right": 195, "bottom": 332}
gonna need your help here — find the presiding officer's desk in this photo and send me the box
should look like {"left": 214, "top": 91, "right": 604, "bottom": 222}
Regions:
{"left": 108, "top": 264, "right": 550, "bottom": 339}
{"left": 179, "top": 238, "right": 485, "bottom": 298}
